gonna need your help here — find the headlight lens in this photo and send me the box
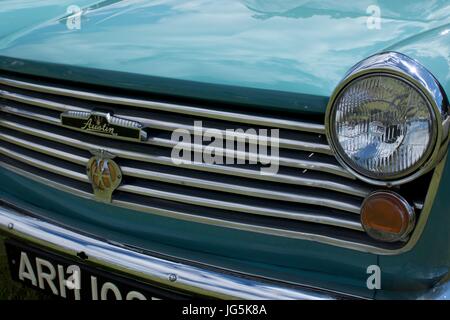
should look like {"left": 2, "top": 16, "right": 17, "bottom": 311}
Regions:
{"left": 329, "top": 73, "right": 436, "bottom": 180}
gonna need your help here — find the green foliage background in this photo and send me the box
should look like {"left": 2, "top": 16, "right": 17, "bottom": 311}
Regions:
{"left": 0, "top": 236, "right": 51, "bottom": 300}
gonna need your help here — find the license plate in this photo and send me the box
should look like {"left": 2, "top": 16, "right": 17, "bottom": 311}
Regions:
{"left": 5, "top": 240, "right": 189, "bottom": 300}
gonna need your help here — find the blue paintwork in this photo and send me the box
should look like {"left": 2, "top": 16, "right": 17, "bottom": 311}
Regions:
{"left": 1, "top": 1, "right": 450, "bottom": 111}
{"left": 1, "top": 0, "right": 450, "bottom": 299}
{"left": 0, "top": 56, "right": 330, "bottom": 115}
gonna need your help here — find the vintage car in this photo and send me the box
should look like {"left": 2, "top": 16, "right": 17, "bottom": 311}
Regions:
{"left": 0, "top": 0, "right": 450, "bottom": 300}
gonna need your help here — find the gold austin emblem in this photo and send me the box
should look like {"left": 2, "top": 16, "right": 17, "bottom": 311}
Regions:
{"left": 86, "top": 149, "right": 122, "bottom": 202}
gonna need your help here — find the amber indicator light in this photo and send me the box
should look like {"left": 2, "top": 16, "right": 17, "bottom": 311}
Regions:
{"left": 361, "top": 191, "right": 415, "bottom": 242}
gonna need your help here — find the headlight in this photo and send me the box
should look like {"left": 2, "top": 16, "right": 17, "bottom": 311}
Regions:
{"left": 326, "top": 52, "right": 449, "bottom": 185}
{"left": 331, "top": 74, "right": 435, "bottom": 179}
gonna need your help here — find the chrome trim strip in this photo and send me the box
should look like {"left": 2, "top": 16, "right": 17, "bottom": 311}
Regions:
{"left": 0, "top": 103, "right": 346, "bottom": 176}
{"left": 146, "top": 136, "right": 337, "bottom": 174}
{"left": 120, "top": 167, "right": 362, "bottom": 214}
{"left": 0, "top": 146, "right": 88, "bottom": 183}
{"left": 0, "top": 131, "right": 86, "bottom": 166}
{"left": 0, "top": 93, "right": 331, "bottom": 154}
{"left": 118, "top": 184, "right": 362, "bottom": 229}
{"left": 0, "top": 76, "right": 326, "bottom": 134}
{"left": 395, "top": 153, "right": 448, "bottom": 254}
{"left": 0, "top": 143, "right": 362, "bottom": 229}
{"left": 0, "top": 202, "right": 345, "bottom": 300}
{"left": 0, "top": 118, "right": 370, "bottom": 197}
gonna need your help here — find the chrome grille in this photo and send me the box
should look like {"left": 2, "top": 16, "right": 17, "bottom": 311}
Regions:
{"left": 0, "top": 73, "right": 412, "bottom": 252}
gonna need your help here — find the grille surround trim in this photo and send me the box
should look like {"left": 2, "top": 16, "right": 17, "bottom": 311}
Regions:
{"left": 0, "top": 73, "right": 442, "bottom": 254}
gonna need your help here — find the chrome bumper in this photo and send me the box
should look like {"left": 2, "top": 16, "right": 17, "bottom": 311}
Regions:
{"left": 0, "top": 201, "right": 345, "bottom": 300}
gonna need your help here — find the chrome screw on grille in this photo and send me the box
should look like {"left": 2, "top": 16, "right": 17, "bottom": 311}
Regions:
{"left": 168, "top": 274, "right": 177, "bottom": 282}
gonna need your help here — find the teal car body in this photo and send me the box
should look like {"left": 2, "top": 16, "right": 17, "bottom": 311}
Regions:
{"left": 1, "top": 0, "right": 450, "bottom": 299}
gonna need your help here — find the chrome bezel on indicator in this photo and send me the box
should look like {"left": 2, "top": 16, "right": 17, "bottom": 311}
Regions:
{"left": 360, "top": 190, "right": 416, "bottom": 242}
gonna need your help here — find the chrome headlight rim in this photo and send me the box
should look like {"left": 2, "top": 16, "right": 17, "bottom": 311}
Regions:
{"left": 325, "top": 51, "right": 449, "bottom": 186}
{"left": 329, "top": 72, "right": 438, "bottom": 182}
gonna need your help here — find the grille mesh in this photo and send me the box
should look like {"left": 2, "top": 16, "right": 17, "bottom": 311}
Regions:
{"left": 0, "top": 73, "right": 429, "bottom": 251}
